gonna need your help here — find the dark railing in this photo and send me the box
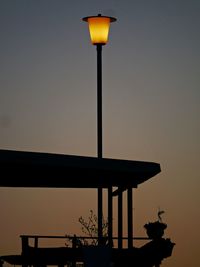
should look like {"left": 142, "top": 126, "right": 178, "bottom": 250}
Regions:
{"left": 20, "top": 234, "right": 150, "bottom": 253}
{"left": 2, "top": 234, "right": 174, "bottom": 267}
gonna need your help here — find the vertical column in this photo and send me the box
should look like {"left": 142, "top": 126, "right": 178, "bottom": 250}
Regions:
{"left": 97, "top": 44, "right": 103, "bottom": 244}
{"left": 34, "top": 237, "right": 38, "bottom": 248}
{"left": 21, "top": 236, "right": 28, "bottom": 267}
{"left": 108, "top": 186, "right": 113, "bottom": 247}
{"left": 72, "top": 235, "right": 77, "bottom": 267}
{"left": 118, "top": 188, "right": 123, "bottom": 249}
{"left": 97, "top": 44, "right": 102, "bottom": 158}
{"left": 21, "top": 236, "right": 29, "bottom": 255}
{"left": 127, "top": 187, "right": 133, "bottom": 248}
{"left": 98, "top": 187, "right": 103, "bottom": 244}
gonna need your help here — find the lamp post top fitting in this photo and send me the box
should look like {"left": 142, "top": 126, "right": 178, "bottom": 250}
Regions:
{"left": 82, "top": 14, "right": 117, "bottom": 23}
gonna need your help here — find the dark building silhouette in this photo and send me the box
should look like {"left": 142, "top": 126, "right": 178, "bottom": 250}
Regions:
{"left": 0, "top": 149, "right": 175, "bottom": 267}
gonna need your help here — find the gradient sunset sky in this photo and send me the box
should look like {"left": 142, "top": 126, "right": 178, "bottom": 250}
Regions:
{"left": 0, "top": 1, "right": 199, "bottom": 267}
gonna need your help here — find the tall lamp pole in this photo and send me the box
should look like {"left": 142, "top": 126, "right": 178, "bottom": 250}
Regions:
{"left": 82, "top": 14, "right": 116, "bottom": 243}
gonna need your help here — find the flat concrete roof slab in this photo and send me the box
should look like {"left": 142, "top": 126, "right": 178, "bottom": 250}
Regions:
{"left": 0, "top": 149, "right": 161, "bottom": 188}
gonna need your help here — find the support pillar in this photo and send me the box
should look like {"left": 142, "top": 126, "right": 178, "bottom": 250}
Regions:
{"left": 108, "top": 186, "right": 113, "bottom": 247}
{"left": 127, "top": 187, "right": 133, "bottom": 248}
{"left": 118, "top": 188, "right": 123, "bottom": 249}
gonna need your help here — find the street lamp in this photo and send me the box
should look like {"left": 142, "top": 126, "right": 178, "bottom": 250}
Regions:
{"left": 83, "top": 14, "right": 116, "bottom": 158}
{"left": 82, "top": 14, "right": 116, "bottom": 45}
{"left": 82, "top": 14, "right": 116, "bottom": 244}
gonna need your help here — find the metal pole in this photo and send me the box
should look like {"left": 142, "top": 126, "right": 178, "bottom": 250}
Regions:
{"left": 97, "top": 44, "right": 102, "bottom": 158}
{"left": 97, "top": 44, "right": 103, "bottom": 244}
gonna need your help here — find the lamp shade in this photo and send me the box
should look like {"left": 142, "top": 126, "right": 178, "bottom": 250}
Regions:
{"left": 82, "top": 14, "right": 116, "bottom": 45}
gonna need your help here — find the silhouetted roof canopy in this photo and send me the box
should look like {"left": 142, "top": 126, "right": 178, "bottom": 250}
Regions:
{"left": 0, "top": 149, "right": 161, "bottom": 189}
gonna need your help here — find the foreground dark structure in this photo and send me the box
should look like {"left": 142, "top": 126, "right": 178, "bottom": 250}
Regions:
{"left": 0, "top": 149, "right": 175, "bottom": 267}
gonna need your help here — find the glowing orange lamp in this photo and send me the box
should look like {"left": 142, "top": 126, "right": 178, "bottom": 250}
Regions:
{"left": 82, "top": 14, "right": 116, "bottom": 45}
